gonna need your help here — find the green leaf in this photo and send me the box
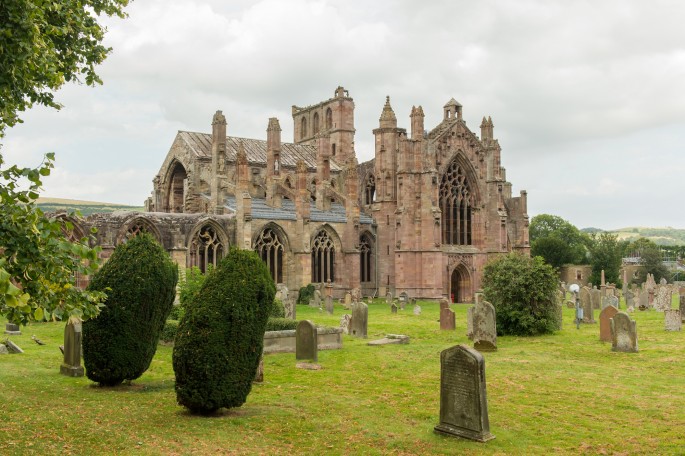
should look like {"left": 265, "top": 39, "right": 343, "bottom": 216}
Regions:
{"left": 34, "top": 307, "right": 44, "bottom": 321}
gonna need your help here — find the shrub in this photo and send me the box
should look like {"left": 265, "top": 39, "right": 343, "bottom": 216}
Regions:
{"left": 270, "top": 299, "right": 285, "bottom": 318}
{"left": 482, "top": 252, "right": 560, "bottom": 336}
{"left": 173, "top": 248, "right": 275, "bottom": 413}
{"left": 168, "top": 305, "right": 184, "bottom": 321}
{"left": 178, "top": 266, "right": 208, "bottom": 307}
{"left": 265, "top": 318, "right": 298, "bottom": 331}
{"left": 82, "top": 234, "right": 178, "bottom": 386}
{"left": 160, "top": 320, "right": 179, "bottom": 343}
{"left": 297, "top": 284, "right": 316, "bottom": 304}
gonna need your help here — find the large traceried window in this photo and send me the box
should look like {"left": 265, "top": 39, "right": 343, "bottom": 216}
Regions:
{"left": 254, "top": 227, "right": 284, "bottom": 283}
{"left": 359, "top": 234, "right": 373, "bottom": 283}
{"left": 440, "top": 159, "right": 473, "bottom": 245}
{"left": 364, "top": 174, "right": 375, "bottom": 205}
{"left": 125, "top": 219, "right": 156, "bottom": 241}
{"left": 189, "top": 225, "right": 224, "bottom": 273}
{"left": 311, "top": 230, "right": 335, "bottom": 283}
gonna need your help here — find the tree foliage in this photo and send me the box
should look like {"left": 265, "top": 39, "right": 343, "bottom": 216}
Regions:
{"left": 529, "top": 214, "right": 588, "bottom": 267}
{"left": 0, "top": 154, "right": 106, "bottom": 326}
{"left": 483, "top": 252, "right": 560, "bottom": 336}
{"left": 0, "top": 0, "right": 129, "bottom": 134}
{"left": 173, "top": 248, "right": 275, "bottom": 414}
{"left": 628, "top": 238, "right": 670, "bottom": 284}
{"left": 588, "top": 232, "right": 626, "bottom": 286}
{"left": 82, "top": 234, "right": 178, "bottom": 386}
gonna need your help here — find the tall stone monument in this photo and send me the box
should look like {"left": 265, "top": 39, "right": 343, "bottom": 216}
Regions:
{"left": 434, "top": 344, "right": 495, "bottom": 442}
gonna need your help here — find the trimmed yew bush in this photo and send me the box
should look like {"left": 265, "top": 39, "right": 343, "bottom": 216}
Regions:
{"left": 482, "top": 252, "right": 560, "bottom": 336}
{"left": 82, "top": 233, "right": 178, "bottom": 386}
{"left": 173, "top": 248, "right": 275, "bottom": 414}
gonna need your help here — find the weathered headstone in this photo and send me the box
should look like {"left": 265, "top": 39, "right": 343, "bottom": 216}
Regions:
{"left": 350, "top": 302, "right": 368, "bottom": 338}
{"left": 296, "top": 320, "right": 317, "bottom": 362}
{"left": 611, "top": 312, "right": 638, "bottom": 353}
{"left": 580, "top": 287, "right": 595, "bottom": 323}
{"left": 440, "top": 298, "right": 449, "bottom": 312}
{"left": 440, "top": 299, "right": 456, "bottom": 331}
{"left": 466, "top": 306, "right": 474, "bottom": 340}
{"left": 391, "top": 303, "right": 398, "bottom": 314}
{"left": 434, "top": 344, "right": 495, "bottom": 442}
{"left": 313, "top": 290, "right": 322, "bottom": 307}
{"left": 625, "top": 289, "right": 635, "bottom": 310}
{"left": 386, "top": 292, "right": 393, "bottom": 305}
{"left": 5, "top": 339, "right": 23, "bottom": 354}
{"left": 325, "top": 295, "right": 334, "bottom": 315}
{"left": 599, "top": 305, "right": 619, "bottom": 342}
{"left": 284, "top": 298, "right": 296, "bottom": 320}
{"left": 4, "top": 322, "right": 21, "bottom": 336}
{"left": 655, "top": 286, "right": 672, "bottom": 312}
{"left": 60, "top": 321, "right": 85, "bottom": 377}
{"left": 339, "top": 314, "right": 351, "bottom": 334}
{"left": 591, "top": 287, "right": 601, "bottom": 310}
{"left": 275, "top": 284, "right": 288, "bottom": 302}
{"left": 399, "top": 291, "right": 408, "bottom": 305}
{"left": 638, "top": 290, "right": 649, "bottom": 311}
{"left": 368, "top": 334, "right": 410, "bottom": 346}
{"left": 472, "top": 301, "right": 497, "bottom": 352}
{"left": 660, "top": 277, "right": 668, "bottom": 285}
{"left": 413, "top": 304, "right": 422, "bottom": 315}
{"left": 344, "top": 292, "right": 352, "bottom": 308}
{"left": 664, "top": 309, "right": 682, "bottom": 331}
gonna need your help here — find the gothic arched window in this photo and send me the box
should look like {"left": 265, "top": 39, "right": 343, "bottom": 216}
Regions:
{"left": 313, "top": 112, "right": 320, "bottom": 134}
{"left": 439, "top": 159, "right": 473, "bottom": 245}
{"left": 254, "top": 227, "right": 284, "bottom": 283}
{"left": 364, "top": 174, "right": 375, "bottom": 205}
{"left": 311, "top": 230, "right": 335, "bottom": 283}
{"left": 301, "top": 117, "right": 308, "bottom": 139}
{"left": 189, "top": 224, "right": 224, "bottom": 273}
{"left": 325, "top": 107, "right": 332, "bottom": 130}
{"left": 125, "top": 219, "right": 154, "bottom": 241}
{"left": 360, "top": 234, "right": 373, "bottom": 283}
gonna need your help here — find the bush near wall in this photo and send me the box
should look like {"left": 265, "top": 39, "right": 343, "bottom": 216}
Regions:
{"left": 173, "top": 248, "right": 275, "bottom": 414}
{"left": 82, "top": 234, "right": 178, "bottom": 386}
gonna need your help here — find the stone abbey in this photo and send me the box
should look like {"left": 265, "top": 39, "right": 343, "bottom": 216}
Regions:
{"left": 75, "top": 87, "right": 529, "bottom": 301}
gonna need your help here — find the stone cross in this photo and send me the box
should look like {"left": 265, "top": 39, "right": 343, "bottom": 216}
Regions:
{"left": 434, "top": 344, "right": 495, "bottom": 442}
{"left": 295, "top": 320, "right": 317, "bottom": 362}
{"left": 60, "top": 321, "right": 84, "bottom": 377}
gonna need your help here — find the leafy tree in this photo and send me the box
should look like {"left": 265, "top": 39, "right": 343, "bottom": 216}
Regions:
{"left": 173, "top": 248, "right": 275, "bottom": 414}
{"left": 0, "top": 0, "right": 128, "bottom": 325}
{"left": 529, "top": 214, "right": 588, "bottom": 267}
{"left": 0, "top": 154, "right": 106, "bottom": 325}
{"left": 628, "top": 238, "right": 669, "bottom": 283}
{"left": 0, "top": 0, "right": 129, "bottom": 134}
{"left": 483, "top": 252, "right": 560, "bottom": 336}
{"left": 588, "top": 233, "right": 626, "bottom": 286}
{"left": 82, "top": 234, "right": 178, "bottom": 386}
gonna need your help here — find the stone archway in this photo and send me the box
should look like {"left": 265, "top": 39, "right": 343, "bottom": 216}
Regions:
{"left": 450, "top": 264, "right": 472, "bottom": 303}
{"left": 166, "top": 162, "right": 187, "bottom": 213}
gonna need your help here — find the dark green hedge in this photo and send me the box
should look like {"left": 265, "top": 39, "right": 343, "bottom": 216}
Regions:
{"left": 82, "top": 233, "right": 178, "bottom": 386}
{"left": 265, "top": 318, "right": 298, "bottom": 331}
{"left": 270, "top": 299, "right": 285, "bottom": 318}
{"left": 297, "top": 284, "right": 315, "bottom": 304}
{"left": 160, "top": 320, "right": 179, "bottom": 343}
{"left": 173, "top": 248, "right": 275, "bottom": 413}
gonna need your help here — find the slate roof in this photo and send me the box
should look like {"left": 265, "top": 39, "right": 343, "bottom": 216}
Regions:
{"left": 177, "top": 131, "right": 342, "bottom": 172}
{"left": 223, "top": 196, "right": 373, "bottom": 224}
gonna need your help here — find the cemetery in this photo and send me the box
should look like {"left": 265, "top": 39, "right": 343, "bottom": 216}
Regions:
{"left": 1, "top": 292, "right": 684, "bottom": 454}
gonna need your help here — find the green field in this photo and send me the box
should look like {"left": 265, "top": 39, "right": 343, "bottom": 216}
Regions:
{"left": 36, "top": 197, "right": 144, "bottom": 216}
{"left": 1, "top": 299, "right": 684, "bottom": 455}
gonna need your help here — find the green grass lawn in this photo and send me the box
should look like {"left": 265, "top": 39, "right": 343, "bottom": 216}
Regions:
{"left": 1, "top": 299, "right": 684, "bottom": 455}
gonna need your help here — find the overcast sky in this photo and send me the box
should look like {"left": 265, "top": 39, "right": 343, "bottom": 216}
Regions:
{"left": 3, "top": 0, "right": 684, "bottom": 230}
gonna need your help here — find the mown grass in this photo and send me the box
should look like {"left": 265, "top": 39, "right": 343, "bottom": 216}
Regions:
{"left": 1, "top": 298, "right": 684, "bottom": 455}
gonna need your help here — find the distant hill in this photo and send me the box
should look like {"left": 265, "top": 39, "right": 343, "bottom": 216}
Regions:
{"left": 37, "top": 197, "right": 144, "bottom": 216}
{"left": 581, "top": 226, "right": 685, "bottom": 246}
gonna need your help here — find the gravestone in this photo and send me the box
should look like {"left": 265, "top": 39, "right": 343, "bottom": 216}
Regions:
{"left": 60, "top": 321, "right": 85, "bottom": 377}
{"left": 4, "top": 322, "right": 21, "bottom": 336}
{"left": 625, "top": 290, "right": 635, "bottom": 310}
{"left": 391, "top": 303, "right": 398, "bottom": 314}
{"left": 386, "top": 292, "right": 393, "bottom": 305}
{"left": 275, "top": 284, "right": 288, "bottom": 302}
{"left": 440, "top": 297, "right": 450, "bottom": 311}
{"left": 284, "top": 298, "right": 296, "bottom": 320}
{"left": 580, "top": 287, "right": 595, "bottom": 323}
{"left": 638, "top": 290, "right": 649, "bottom": 310}
{"left": 611, "top": 312, "right": 638, "bottom": 353}
{"left": 313, "top": 290, "right": 322, "bottom": 307}
{"left": 599, "top": 305, "right": 619, "bottom": 342}
{"left": 434, "top": 344, "right": 495, "bottom": 442}
{"left": 0, "top": 344, "right": 7, "bottom": 355}
{"left": 607, "top": 295, "right": 619, "bottom": 309}
{"left": 466, "top": 306, "right": 474, "bottom": 340}
{"left": 325, "top": 295, "right": 334, "bottom": 315}
{"left": 399, "top": 292, "right": 408, "bottom": 305}
{"left": 339, "top": 314, "right": 351, "bottom": 334}
{"left": 440, "top": 299, "right": 456, "bottom": 331}
{"left": 5, "top": 339, "right": 23, "bottom": 354}
{"left": 413, "top": 304, "right": 422, "bottom": 315}
{"left": 655, "top": 286, "right": 672, "bottom": 312}
{"left": 591, "top": 287, "right": 601, "bottom": 310}
{"left": 472, "top": 301, "right": 497, "bottom": 352}
{"left": 350, "top": 302, "right": 368, "bottom": 338}
{"left": 344, "top": 292, "right": 352, "bottom": 308}
{"left": 664, "top": 309, "right": 682, "bottom": 331}
{"left": 296, "top": 320, "right": 318, "bottom": 362}
{"left": 660, "top": 277, "right": 668, "bottom": 285}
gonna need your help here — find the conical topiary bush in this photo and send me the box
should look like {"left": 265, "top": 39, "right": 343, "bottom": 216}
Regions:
{"left": 173, "top": 248, "right": 275, "bottom": 413}
{"left": 82, "top": 233, "right": 178, "bottom": 386}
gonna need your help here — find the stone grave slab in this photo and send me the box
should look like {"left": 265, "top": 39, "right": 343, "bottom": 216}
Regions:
{"left": 599, "top": 305, "right": 619, "bottom": 342}
{"left": 367, "top": 334, "right": 410, "bottom": 346}
{"left": 611, "top": 312, "right": 638, "bottom": 353}
{"left": 664, "top": 309, "right": 682, "bottom": 331}
{"left": 350, "top": 302, "right": 368, "bottom": 338}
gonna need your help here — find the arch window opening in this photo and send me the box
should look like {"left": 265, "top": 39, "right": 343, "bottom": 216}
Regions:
{"left": 167, "top": 162, "right": 187, "bottom": 213}
{"left": 359, "top": 235, "right": 373, "bottom": 283}
{"left": 364, "top": 174, "right": 376, "bottom": 205}
{"left": 313, "top": 112, "right": 320, "bottom": 134}
{"left": 325, "top": 108, "right": 332, "bottom": 130}
{"left": 190, "top": 225, "right": 224, "bottom": 273}
{"left": 440, "top": 160, "right": 473, "bottom": 245}
{"left": 254, "top": 228, "right": 284, "bottom": 283}
{"left": 301, "top": 117, "right": 308, "bottom": 139}
{"left": 311, "top": 230, "right": 335, "bottom": 283}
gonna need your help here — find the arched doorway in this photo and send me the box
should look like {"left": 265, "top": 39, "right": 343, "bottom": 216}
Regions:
{"left": 166, "top": 162, "right": 187, "bottom": 213}
{"left": 450, "top": 264, "right": 471, "bottom": 303}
